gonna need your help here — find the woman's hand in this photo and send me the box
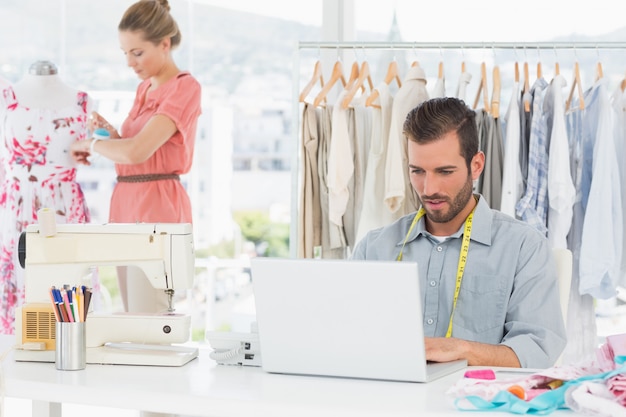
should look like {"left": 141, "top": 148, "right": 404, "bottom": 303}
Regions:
{"left": 89, "top": 111, "right": 120, "bottom": 138}
{"left": 70, "top": 139, "right": 93, "bottom": 166}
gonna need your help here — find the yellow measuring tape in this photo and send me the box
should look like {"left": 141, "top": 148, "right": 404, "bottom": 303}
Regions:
{"left": 396, "top": 206, "right": 475, "bottom": 338}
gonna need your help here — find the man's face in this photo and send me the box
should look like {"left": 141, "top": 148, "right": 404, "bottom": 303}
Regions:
{"left": 407, "top": 131, "right": 484, "bottom": 226}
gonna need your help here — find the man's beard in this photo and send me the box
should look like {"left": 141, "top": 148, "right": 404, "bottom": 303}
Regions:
{"left": 421, "top": 176, "right": 474, "bottom": 224}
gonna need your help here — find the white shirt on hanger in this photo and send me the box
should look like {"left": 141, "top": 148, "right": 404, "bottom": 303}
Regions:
{"left": 356, "top": 83, "right": 398, "bottom": 243}
{"left": 327, "top": 90, "right": 352, "bottom": 248}
{"left": 547, "top": 74, "right": 575, "bottom": 249}
{"left": 500, "top": 80, "right": 522, "bottom": 217}
{"left": 579, "top": 79, "right": 623, "bottom": 299}
{"left": 384, "top": 64, "right": 429, "bottom": 215}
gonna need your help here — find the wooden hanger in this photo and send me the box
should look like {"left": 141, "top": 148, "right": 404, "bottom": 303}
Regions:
{"left": 555, "top": 61, "right": 560, "bottom": 76}
{"left": 621, "top": 71, "right": 626, "bottom": 92}
{"left": 595, "top": 61, "right": 604, "bottom": 82}
{"left": 365, "top": 60, "right": 402, "bottom": 108}
{"left": 299, "top": 60, "right": 324, "bottom": 103}
{"left": 514, "top": 62, "right": 519, "bottom": 83}
{"left": 313, "top": 60, "right": 346, "bottom": 107}
{"left": 461, "top": 61, "right": 466, "bottom": 73}
{"left": 523, "top": 62, "right": 530, "bottom": 112}
{"left": 343, "top": 61, "right": 373, "bottom": 109}
{"left": 472, "top": 62, "right": 490, "bottom": 112}
{"left": 346, "top": 61, "right": 360, "bottom": 89}
{"left": 491, "top": 65, "right": 501, "bottom": 119}
{"left": 565, "top": 62, "right": 585, "bottom": 111}
{"left": 438, "top": 61, "right": 444, "bottom": 79}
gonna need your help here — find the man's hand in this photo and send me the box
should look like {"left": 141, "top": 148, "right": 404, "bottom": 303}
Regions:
{"left": 425, "top": 337, "right": 521, "bottom": 367}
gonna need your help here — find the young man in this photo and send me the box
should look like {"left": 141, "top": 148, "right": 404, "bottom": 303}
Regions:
{"left": 352, "top": 97, "right": 566, "bottom": 368}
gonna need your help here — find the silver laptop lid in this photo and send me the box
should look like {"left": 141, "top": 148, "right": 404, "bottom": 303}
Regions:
{"left": 252, "top": 258, "right": 432, "bottom": 382}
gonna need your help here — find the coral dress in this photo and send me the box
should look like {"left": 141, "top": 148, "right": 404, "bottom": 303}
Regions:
{"left": 0, "top": 81, "right": 91, "bottom": 334}
{"left": 109, "top": 71, "right": 201, "bottom": 223}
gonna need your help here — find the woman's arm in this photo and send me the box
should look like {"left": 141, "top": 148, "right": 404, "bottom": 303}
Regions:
{"left": 72, "top": 113, "right": 177, "bottom": 165}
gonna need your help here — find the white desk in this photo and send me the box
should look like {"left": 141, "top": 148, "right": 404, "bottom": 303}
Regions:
{"left": 0, "top": 336, "right": 573, "bottom": 417}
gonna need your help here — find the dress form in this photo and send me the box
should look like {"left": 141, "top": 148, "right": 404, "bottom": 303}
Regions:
{"left": 0, "top": 60, "right": 92, "bottom": 335}
{"left": 12, "top": 60, "right": 80, "bottom": 110}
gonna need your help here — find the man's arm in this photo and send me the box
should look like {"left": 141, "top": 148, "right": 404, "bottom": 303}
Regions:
{"left": 425, "top": 337, "right": 521, "bottom": 367}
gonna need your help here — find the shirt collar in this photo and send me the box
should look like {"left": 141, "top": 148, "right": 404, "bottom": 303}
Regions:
{"left": 401, "top": 194, "right": 493, "bottom": 246}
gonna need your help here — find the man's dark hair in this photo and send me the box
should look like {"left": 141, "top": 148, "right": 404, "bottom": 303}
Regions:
{"left": 402, "top": 97, "right": 478, "bottom": 170}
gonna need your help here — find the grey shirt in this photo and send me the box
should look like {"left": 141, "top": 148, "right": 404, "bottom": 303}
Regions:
{"left": 351, "top": 195, "right": 567, "bottom": 368}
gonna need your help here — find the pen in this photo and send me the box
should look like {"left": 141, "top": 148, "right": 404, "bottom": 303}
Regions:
{"left": 69, "top": 288, "right": 78, "bottom": 322}
{"left": 48, "top": 287, "right": 61, "bottom": 322}
{"left": 54, "top": 288, "right": 69, "bottom": 322}
{"left": 72, "top": 287, "right": 81, "bottom": 322}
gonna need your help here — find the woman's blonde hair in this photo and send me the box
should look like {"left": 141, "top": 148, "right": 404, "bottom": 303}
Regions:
{"left": 118, "top": 0, "right": 181, "bottom": 49}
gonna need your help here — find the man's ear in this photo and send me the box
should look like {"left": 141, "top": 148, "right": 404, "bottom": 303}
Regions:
{"left": 471, "top": 151, "right": 485, "bottom": 181}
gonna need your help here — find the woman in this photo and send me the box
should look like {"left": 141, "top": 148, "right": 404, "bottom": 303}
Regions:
{"left": 71, "top": 0, "right": 201, "bottom": 313}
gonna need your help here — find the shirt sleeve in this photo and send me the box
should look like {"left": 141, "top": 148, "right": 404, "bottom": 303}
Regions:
{"left": 500, "top": 236, "right": 567, "bottom": 368}
{"left": 155, "top": 74, "right": 202, "bottom": 146}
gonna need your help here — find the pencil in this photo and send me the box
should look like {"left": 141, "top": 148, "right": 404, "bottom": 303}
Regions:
{"left": 61, "top": 289, "right": 74, "bottom": 322}
{"left": 83, "top": 288, "right": 92, "bottom": 320}
{"left": 76, "top": 287, "right": 83, "bottom": 322}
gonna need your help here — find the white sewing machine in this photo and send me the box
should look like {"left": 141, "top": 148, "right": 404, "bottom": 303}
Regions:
{"left": 13, "top": 222, "right": 199, "bottom": 366}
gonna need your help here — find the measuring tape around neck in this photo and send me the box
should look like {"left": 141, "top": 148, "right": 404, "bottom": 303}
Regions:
{"left": 396, "top": 205, "right": 476, "bottom": 338}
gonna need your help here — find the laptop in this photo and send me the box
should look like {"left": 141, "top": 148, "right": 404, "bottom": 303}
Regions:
{"left": 250, "top": 257, "right": 467, "bottom": 383}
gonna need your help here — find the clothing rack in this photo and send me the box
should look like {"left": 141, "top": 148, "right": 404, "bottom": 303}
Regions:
{"left": 297, "top": 41, "right": 626, "bottom": 50}
{"left": 289, "top": 40, "right": 626, "bottom": 255}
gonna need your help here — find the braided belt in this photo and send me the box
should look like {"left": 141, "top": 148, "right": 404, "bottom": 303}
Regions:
{"left": 116, "top": 174, "right": 180, "bottom": 183}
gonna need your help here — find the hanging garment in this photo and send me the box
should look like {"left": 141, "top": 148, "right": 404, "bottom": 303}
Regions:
{"left": 578, "top": 79, "right": 622, "bottom": 300}
{"left": 317, "top": 105, "right": 345, "bottom": 259}
{"left": 356, "top": 83, "right": 398, "bottom": 243}
{"left": 0, "top": 82, "right": 90, "bottom": 334}
{"left": 345, "top": 103, "right": 371, "bottom": 248}
{"left": 455, "top": 68, "right": 472, "bottom": 102}
{"left": 327, "top": 91, "right": 351, "bottom": 250}
{"left": 545, "top": 74, "right": 575, "bottom": 250}
{"left": 516, "top": 77, "right": 549, "bottom": 235}
{"left": 611, "top": 85, "right": 626, "bottom": 287}
{"left": 475, "top": 110, "right": 504, "bottom": 210}
{"left": 298, "top": 103, "right": 322, "bottom": 258}
{"left": 500, "top": 79, "right": 523, "bottom": 218}
{"left": 431, "top": 67, "right": 446, "bottom": 98}
{"left": 563, "top": 105, "right": 596, "bottom": 365}
{"left": 563, "top": 80, "right": 623, "bottom": 361}
{"left": 519, "top": 88, "right": 533, "bottom": 197}
{"left": 384, "top": 64, "right": 429, "bottom": 216}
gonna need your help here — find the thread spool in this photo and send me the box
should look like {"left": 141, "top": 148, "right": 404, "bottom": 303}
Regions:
{"left": 37, "top": 208, "right": 57, "bottom": 237}
{"left": 507, "top": 384, "right": 526, "bottom": 400}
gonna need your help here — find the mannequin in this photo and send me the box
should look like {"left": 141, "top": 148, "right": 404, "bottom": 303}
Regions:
{"left": 0, "top": 59, "right": 92, "bottom": 335}
{"left": 12, "top": 60, "right": 81, "bottom": 110}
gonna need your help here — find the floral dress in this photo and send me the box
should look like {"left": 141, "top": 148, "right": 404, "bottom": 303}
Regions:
{"left": 0, "top": 80, "right": 91, "bottom": 334}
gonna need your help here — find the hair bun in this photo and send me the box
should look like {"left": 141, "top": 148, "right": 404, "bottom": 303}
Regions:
{"left": 157, "top": 0, "right": 171, "bottom": 12}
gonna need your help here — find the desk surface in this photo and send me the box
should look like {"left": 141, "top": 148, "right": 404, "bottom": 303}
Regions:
{"left": 0, "top": 336, "right": 571, "bottom": 417}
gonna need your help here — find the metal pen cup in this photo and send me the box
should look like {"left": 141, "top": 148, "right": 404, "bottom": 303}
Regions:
{"left": 55, "top": 321, "right": 86, "bottom": 370}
